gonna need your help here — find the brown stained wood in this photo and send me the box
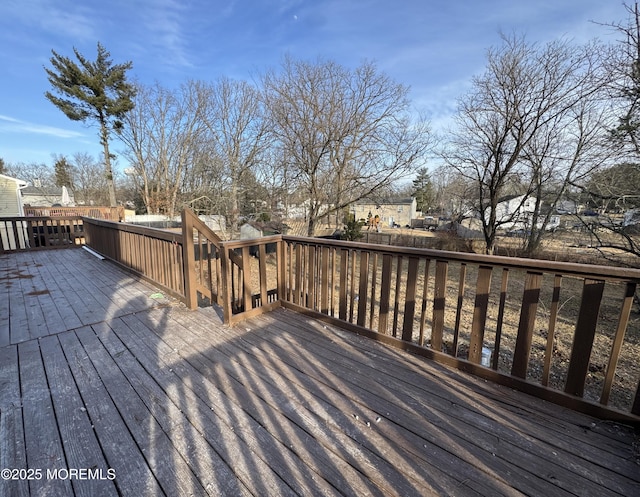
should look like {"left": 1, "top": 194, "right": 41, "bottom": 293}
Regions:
{"left": 378, "top": 253, "right": 393, "bottom": 334}
{"left": 511, "top": 272, "right": 543, "bottom": 379}
{"left": 259, "top": 244, "right": 269, "bottom": 307}
{"left": 339, "top": 249, "right": 349, "bottom": 320}
{"left": 392, "top": 256, "right": 404, "bottom": 338}
{"left": 295, "top": 243, "right": 303, "bottom": 305}
{"left": 419, "top": 259, "right": 431, "bottom": 347}
{"left": 565, "top": 279, "right": 606, "bottom": 397}
{"left": 301, "top": 244, "right": 308, "bottom": 307}
{"left": 431, "top": 260, "right": 448, "bottom": 352}
{"left": 220, "top": 247, "right": 233, "bottom": 323}
{"left": 369, "top": 253, "right": 379, "bottom": 329}
{"left": 330, "top": 247, "right": 337, "bottom": 316}
{"left": 601, "top": 282, "right": 637, "bottom": 406}
{"left": 3, "top": 249, "right": 640, "bottom": 497}
{"left": 349, "top": 250, "right": 357, "bottom": 322}
{"left": 357, "top": 251, "right": 370, "bottom": 327}
{"left": 242, "top": 246, "right": 253, "bottom": 311}
{"left": 287, "top": 242, "right": 294, "bottom": 302}
{"left": 468, "top": 265, "right": 492, "bottom": 364}
{"left": 452, "top": 263, "right": 467, "bottom": 357}
{"left": 320, "top": 246, "right": 330, "bottom": 314}
{"left": 491, "top": 268, "right": 509, "bottom": 371}
{"left": 542, "top": 275, "right": 562, "bottom": 386}
{"left": 402, "top": 257, "right": 420, "bottom": 342}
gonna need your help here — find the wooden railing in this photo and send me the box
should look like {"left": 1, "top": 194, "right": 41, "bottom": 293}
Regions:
{"left": 24, "top": 206, "right": 124, "bottom": 220}
{"left": 181, "top": 209, "right": 225, "bottom": 309}
{"left": 0, "top": 216, "right": 84, "bottom": 252}
{"left": 72, "top": 209, "right": 640, "bottom": 421}
{"left": 270, "top": 236, "right": 640, "bottom": 422}
{"left": 82, "top": 218, "right": 185, "bottom": 301}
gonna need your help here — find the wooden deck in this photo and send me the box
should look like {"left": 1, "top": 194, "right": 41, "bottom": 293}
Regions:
{"left": 1, "top": 249, "right": 638, "bottom": 496}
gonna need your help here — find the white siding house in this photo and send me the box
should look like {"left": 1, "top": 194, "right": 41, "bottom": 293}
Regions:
{"left": 0, "top": 174, "right": 28, "bottom": 217}
{"left": 0, "top": 174, "right": 29, "bottom": 249}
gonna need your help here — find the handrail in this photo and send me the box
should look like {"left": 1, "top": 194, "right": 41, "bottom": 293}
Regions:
{"left": 83, "top": 217, "right": 185, "bottom": 301}
{"left": 181, "top": 209, "right": 225, "bottom": 311}
{"left": 268, "top": 235, "right": 640, "bottom": 422}
{"left": 0, "top": 216, "right": 85, "bottom": 252}
{"left": 61, "top": 210, "right": 640, "bottom": 421}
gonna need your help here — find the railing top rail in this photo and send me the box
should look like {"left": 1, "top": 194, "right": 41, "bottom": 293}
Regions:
{"left": 282, "top": 235, "right": 640, "bottom": 282}
{"left": 0, "top": 215, "right": 84, "bottom": 221}
{"left": 222, "top": 235, "right": 283, "bottom": 250}
{"left": 184, "top": 212, "right": 224, "bottom": 247}
{"left": 83, "top": 217, "right": 184, "bottom": 244}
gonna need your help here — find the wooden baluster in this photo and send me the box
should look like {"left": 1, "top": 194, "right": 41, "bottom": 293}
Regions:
{"left": 378, "top": 253, "right": 393, "bottom": 334}
{"left": 392, "top": 256, "right": 404, "bottom": 338}
{"left": 431, "top": 260, "right": 448, "bottom": 352}
{"left": 357, "top": 251, "right": 370, "bottom": 327}
{"left": 419, "top": 259, "right": 431, "bottom": 347}
{"left": 564, "top": 278, "right": 605, "bottom": 397}
{"left": 511, "top": 272, "right": 542, "bottom": 379}
{"left": 542, "top": 275, "right": 562, "bottom": 386}
{"left": 469, "top": 265, "right": 492, "bottom": 364}
{"left": 402, "top": 256, "right": 420, "bottom": 342}
{"left": 601, "top": 282, "right": 636, "bottom": 405}
{"left": 452, "top": 263, "right": 467, "bottom": 357}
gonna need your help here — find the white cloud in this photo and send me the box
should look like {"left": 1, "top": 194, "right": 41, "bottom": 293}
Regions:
{"left": 0, "top": 115, "right": 84, "bottom": 139}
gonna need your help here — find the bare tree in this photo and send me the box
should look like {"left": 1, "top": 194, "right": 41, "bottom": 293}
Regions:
{"left": 71, "top": 152, "right": 109, "bottom": 205}
{"left": 444, "top": 34, "right": 607, "bottom": 255}
{"left": 263, "top": 56, "right": 431, "bottom": 235}
{"left": 201, "top": 77, "right": 270, "bottom": 234}
{"left": 119, "top": 81, "right": 206, "bottom": 217}
{"left": 5, "top": 161, "right": 54, "bottom": 188}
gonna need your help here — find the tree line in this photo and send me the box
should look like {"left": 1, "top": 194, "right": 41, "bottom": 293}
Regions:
{"left": 3, "top": 4, "right": 640, "bottom": 258}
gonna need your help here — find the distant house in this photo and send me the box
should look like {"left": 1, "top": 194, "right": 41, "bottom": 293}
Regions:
{"left": 21, "top": 185, "right": 75, "bottom": 207}
{"left": 490, "top": 195, "right": 536, "bottom": 228}
{"left": 490, "top": 195, "right": 559, "bottom": 232}
{"left": 0, "top": 174, "right": 28, "bottom": 217}
{"left": 352, "top": 198, "right": 417, "bottom": 228}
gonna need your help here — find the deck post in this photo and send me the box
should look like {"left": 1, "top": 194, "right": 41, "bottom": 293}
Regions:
{"left": 181, "top": 210, "right": 198, "bottom": 310}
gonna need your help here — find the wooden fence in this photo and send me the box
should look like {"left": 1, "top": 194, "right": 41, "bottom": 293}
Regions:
{"left": 24, "top": 206, "right": 124, "bottom": 220}
{"left": 0, "top": 216, "right": 84, "bottom": 251}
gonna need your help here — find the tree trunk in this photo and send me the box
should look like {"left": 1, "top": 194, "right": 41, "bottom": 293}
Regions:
{"left": 101, "top": 123, "right": 117, "bottom": 207}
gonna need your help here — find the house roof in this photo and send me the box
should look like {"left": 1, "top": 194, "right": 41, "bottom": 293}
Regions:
{"left": 0, "top": 174, "right": 28, "bottom": 188}
{"left": 355, "top": 197, "right": 414, "bottom": 206}
{"left": 22, "top": 186, "right": 74, "bottom": 196}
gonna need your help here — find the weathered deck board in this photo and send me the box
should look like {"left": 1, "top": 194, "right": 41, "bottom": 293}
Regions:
{"left": 0, "top": 249, "right": 638, "bottom": 497}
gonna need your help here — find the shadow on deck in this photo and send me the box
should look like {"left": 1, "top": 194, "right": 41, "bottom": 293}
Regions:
{"left": 1, "top": 249, "right": 638, "bottom": 496}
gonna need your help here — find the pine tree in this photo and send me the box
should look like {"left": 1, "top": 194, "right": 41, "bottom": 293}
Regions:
{"left": 44, "top": 42, "right": 135, "bottom": 207}
{"left": 412, "top": 167, "right": 434, "bottom": 213}
{"left": 54, "top": 156, "right": 74, "bottom": 188}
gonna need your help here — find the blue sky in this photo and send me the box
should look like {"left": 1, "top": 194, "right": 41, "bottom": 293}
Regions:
{"left": 0, "top": 0, "right": 628, "bottom": 168}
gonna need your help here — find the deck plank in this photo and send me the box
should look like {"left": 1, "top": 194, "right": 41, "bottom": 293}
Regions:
{"left": 18, "top": 339, "right": 73, "bottom": 496}
{"left": 38, "top": 335, "right": 118, "bottom": 497}
{"left": 74, "top": 324, "right": 208, "bottom": 497}
{"left": 0, "top": 345, "right": 29, "bottom": 497}
{"left": 0, "top": 249, "right": 638, "bottom": 497}
{"left": 57, "top": 328, "right": 166, "bottom": 496}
